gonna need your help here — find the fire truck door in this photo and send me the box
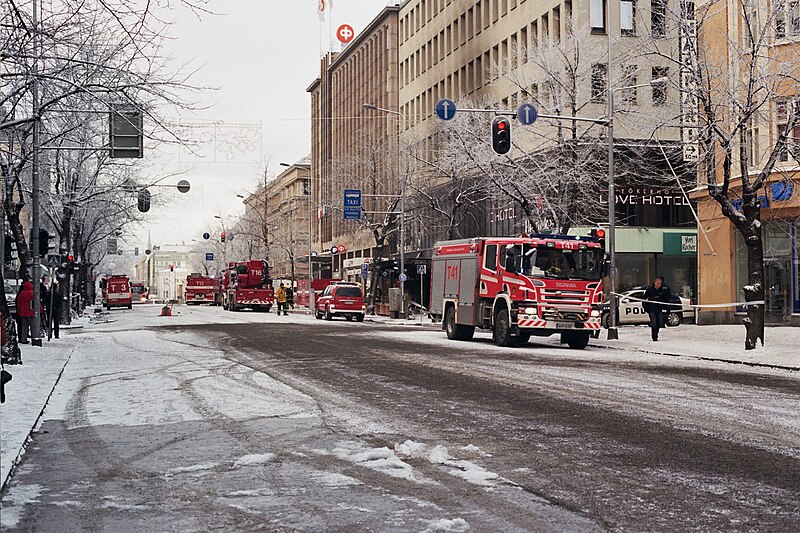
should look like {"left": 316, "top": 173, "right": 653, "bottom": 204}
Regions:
{"left": 430, "top": 257, "right": 446, "bottom": 316}
{"left": 457, "top": 258, "right": 476, "bottom": 325}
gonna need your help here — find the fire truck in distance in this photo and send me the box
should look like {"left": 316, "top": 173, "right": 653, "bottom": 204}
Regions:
{"left": 221, "top": 260, "right": 274, "bottom": 312}
{"left": 130, "top": 280, "right": 148, "bottom": 304}
{"left": 430, "top": 234, "right": 606, "bottom": 349}
{"left": 185, "top": 274, "right": 220, "bottom": 306}
{"left": 100, "top": 274, "right": 133, "bottom": 310}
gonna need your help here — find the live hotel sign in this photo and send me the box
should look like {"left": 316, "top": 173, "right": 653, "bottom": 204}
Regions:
{"left": 601, "top": 188, "right": 692, "bottom": 206}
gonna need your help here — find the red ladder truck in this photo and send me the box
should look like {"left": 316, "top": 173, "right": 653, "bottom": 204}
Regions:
{"left": 221, "top": 260, "right": 274, "bottom": 312}
{"left": 430, "top": 234, "right": 605, "bottom": 349}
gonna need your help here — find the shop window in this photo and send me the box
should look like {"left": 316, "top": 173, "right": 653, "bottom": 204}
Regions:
{"left": 616, "top": 254, "right": 655, "bottom": 292}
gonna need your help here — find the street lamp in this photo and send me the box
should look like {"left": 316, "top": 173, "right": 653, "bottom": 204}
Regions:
{"left": 280, "top": 162, "right": 313, "bottom": 314}
{"left": 605, "top": 77, "right": 669, "bottom": 340}
{"left": 362, "top": 103, "right": 406, "bottom": 317}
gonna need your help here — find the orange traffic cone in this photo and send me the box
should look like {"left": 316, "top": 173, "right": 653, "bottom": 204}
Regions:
{"left": 160, "top": 304, "right": 172, "bottom": 317}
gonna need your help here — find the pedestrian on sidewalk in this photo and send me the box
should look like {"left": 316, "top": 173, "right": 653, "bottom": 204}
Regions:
{"left": 15, "top": 280, "right": 34, "bottom": 344}
{"left": 276, "top": 283, "right": 288, "bottom": 316}
{"left": 49, "top": 281, "right": 63, "bottom": 339}
{"left": 643, "top": 276, "right": 672, "bottom": 342}
{"left": 286, "top": 286, "right": 294, "bottom": 309}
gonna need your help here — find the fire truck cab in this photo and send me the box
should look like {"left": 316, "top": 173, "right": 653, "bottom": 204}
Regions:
{"left": 430, "top": 235, "right": 605, "bottom": 349}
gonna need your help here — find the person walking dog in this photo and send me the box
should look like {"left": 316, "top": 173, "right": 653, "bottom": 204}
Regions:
{"left": 643, "top": 276, "right": 672, "bottom": 342}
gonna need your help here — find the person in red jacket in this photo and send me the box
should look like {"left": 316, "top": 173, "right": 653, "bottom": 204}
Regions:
{"left": 15, "top": 280, "right": 34, "bottom": 344}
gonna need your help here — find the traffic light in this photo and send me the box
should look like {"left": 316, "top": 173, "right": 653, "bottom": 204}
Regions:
{"left": 220, "top": 232, "right": 226, "bottom": 243}
{"left": 169, "top": 264, "right": 174, "bottom": 272}
{"left": 590, "top": 227, "right": 606, "bottom": 249}
{"left": 137, "top": 189, "right": 151, "bottom": 213}
{"left": 491, "top": 116, "right": 511, "bottom": 155}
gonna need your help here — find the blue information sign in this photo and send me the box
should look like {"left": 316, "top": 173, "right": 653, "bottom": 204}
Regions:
{"left": 330, "top": 246, "right": 339, "bottom": 255}
{"left": 205, "top": 252, "right": 214, "bottom": 261}
{"left": 435, "top": 98, "right": 457, "bottom": 121}
{"left": 517, "top": 103, "right": 538, "bottom": 125}
{"left": 361, "top": 263, "right": 369, "bottom": 279}
{"left": 202, "top": 232, "right": 210, "bottom": 240}
{"left": 343, "top": 189, "right": 362, "bottom": 220}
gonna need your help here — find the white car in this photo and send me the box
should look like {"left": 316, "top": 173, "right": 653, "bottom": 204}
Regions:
{"left": 602, "top": 287, "right": 694, "bottom": 328}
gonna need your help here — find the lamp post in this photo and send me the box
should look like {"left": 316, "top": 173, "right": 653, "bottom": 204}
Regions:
{"left": 605, "top": 77, "right": 669, "bottom": 340}
{"left": 362, "top": 103, "right": 406, "bottom": 317}
{"left": 280, "top": 162, "right": 313, "bottom": 314}
{"left": 214, "top": 215, "right": 227, "bottom": 269}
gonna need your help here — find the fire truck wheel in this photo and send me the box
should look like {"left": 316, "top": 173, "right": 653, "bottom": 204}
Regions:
{"left": 127, "top": 304, "right": 132, "bottom": 310}
{"left": 564, "top": 331, "right": 590, "bottom": 350}
{"left": 356, "top": 314, "right": 364, "bottom": 323}
{"left": 445, "top": 306, "right": 473, "bottom": 340}
{"left": 493, "top": 309, "right": 513, "bottom": 347}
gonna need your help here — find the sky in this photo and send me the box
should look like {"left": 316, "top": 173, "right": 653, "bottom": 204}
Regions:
{"left": 129, "top": 0, "right": 398, "bottom": 253}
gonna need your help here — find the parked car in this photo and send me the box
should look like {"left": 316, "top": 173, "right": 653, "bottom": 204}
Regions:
{"left": 315, "top": 281, "right": 366, "bottom": 322}
{"left": 602, "top": 286, "right": 694, "bottom": 328}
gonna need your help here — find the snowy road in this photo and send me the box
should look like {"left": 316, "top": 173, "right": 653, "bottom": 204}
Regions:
{"left": 2, "top": 305, "right": 799, "bottom": 532}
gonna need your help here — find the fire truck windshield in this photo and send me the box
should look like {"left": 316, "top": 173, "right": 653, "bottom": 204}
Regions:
{"left": 509, "top": 244, "right": 603, "bottom": 281}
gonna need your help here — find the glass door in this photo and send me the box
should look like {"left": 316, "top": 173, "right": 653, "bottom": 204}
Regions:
{"left": 764, "top": 258, "right": 791, "bottom": 321}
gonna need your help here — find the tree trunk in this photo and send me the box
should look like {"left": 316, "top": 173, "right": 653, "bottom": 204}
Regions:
{"left": 743, "top": 230, "right": 765, "bottom": 350}
{"left": 6, "top": 203, "right": 31, "bottom": 277}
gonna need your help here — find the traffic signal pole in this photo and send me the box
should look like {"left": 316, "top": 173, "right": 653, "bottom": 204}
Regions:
{"left": 30, "top": 0, "right": 43, "bottom": 346}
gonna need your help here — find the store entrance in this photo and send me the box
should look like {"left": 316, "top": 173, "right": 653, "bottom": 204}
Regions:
{"left": 764, "top": 257, "right": 792, "bottom": 322}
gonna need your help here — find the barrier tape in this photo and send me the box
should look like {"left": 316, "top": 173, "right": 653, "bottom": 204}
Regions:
{"left": 610, "top": 292, "right": 765, "bottom": 310}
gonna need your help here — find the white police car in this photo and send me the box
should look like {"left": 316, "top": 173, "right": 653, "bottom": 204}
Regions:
{"left": 601, "top": 287, "right": 694, "bottom": 328}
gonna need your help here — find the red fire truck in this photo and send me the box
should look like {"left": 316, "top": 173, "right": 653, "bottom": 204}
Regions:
{"left": 100, "top": 274, "right": 133, "bottom": 310}
{"left": 221, "top": 260, "right": 274, "bottom": 312}
{"left": 185, "top": 274, "right": 219, "bottom": 306}
{"left": 430, "top": 235, "right": 605, "bottom": 349}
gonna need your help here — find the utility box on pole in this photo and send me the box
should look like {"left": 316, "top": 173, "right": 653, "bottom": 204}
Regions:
{"left": 109, "top": 104, "right": 143, "bottom": 158}
{"left": 389, "top": 287, "right": 402, "bottom": 319}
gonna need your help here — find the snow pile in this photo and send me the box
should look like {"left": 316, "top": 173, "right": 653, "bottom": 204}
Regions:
{"left": 420, "top": 517, "right": 470, "bottom": 532}
{"left": 164, "top": 462, "right": 218, "bottom": 477}
{"left": 313, "top": 441, "right": 425, "bottom": 483}
{"left": 395, "top": 440, "right": 501, "bottom": 488}
{"left": 310, "top": 470, "right": 363, "bottom": 487}
{"left": 232, "top": 453, "right": 276, "bottom": 468}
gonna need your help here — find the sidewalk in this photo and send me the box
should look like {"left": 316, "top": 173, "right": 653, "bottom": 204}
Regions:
{"left": 0, "top": 327, "right": 81, "bottom": 490}
{"left": 593, "top": 323, "right": 800, "bottom": 371}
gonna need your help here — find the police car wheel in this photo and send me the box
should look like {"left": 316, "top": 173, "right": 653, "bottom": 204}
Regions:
{"left": 666, "top": 312, "right": 681, "bottom": 327}
{"left": 600, "top": 312, "right": 610, "bottom": 329}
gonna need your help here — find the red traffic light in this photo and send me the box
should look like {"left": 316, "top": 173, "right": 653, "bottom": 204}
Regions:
{"left": 169, "top": 265, "right": 174, "bottom": 272}
{"left": 595, "top": 228, "right": 606, "bottom": 239}
{"left": 68, "top": 254, "right": 74, "bottom": 262}
{"left": 497, "top": 120, "right": 506, "bottom": 130}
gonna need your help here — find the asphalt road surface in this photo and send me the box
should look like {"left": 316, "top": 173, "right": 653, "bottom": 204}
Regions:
{"left": 4, "top": 311, "right": 799, "bottom": 532}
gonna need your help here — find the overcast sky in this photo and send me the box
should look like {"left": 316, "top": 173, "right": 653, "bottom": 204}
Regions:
{"left": 132, "top": 1, "right": 397, "bottom": 253}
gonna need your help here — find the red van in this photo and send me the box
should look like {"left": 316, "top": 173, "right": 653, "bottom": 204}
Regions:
{"left": 315, "top": 282, "right": 365, "bottom": 322}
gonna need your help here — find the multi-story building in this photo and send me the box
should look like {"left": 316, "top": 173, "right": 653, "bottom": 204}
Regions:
{"left": 398, "top": 0, "right": 698, "bottom": 298}
{"left": 693, "top": 0, "right": 800, "bottom": 325}
{"left": 257, "top": 158, "right": 311, "bottom": 282}
{"left": 140, "top": 245, "right": 194, "bottom": 302}
{"left": 307, "top": 3, "right": 401, "bottom": 283}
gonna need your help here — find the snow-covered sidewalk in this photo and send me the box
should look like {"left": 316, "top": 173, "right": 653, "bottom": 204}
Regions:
{"left": 593, "top": 323, "right": 800, "bottom": 370}
{"left": 1, "top": 330, "right": 81, "bottom": 489}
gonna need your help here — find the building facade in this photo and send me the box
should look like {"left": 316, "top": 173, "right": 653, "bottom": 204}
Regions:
{"left": 693, "top": 0, "right": 800, "bottom": 325}
{"left": 308, "top": 4, "right": 401, "bottom": 283}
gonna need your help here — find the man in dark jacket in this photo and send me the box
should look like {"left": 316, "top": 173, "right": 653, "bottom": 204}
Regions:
{"left": 643, "top": 276, "right": 672, "bottom": 341}
{"left": 49, "top": 281, "right": 63, "bottom": 339}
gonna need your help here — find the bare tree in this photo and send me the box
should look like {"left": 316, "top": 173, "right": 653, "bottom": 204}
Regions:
{"left": 638, "top": 1, "right": 800, "bottom": 349}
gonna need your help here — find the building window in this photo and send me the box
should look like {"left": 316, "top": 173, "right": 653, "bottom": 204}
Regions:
{"left": 652, "top": 0, "right": 667, "bottom": 37}
{"left": 777, "top": 1, "right": 787, "bottom": 39}
{"left": 652, "top": 66, "right": 668, "bottom": 105}
{"left": 791, "top": 1, "right": 800, "bottom": 35}
{"left": 621, "top": 0, "right": 635, "bottom": 35}
{"left": 591, "top": 0, "right": 606, "bottom": 33}
{"left": 591, "top": 62, "right": 607, "bottom": 102}
{"left": 621, "top": 65, "right": 637, "bottom": 104}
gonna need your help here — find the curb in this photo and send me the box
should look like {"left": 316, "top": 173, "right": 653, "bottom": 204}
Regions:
{"left": 635, "top": 348, "right": 800, "bottom": 372}
{"left": 1, "top": 341, "right": 77, "bottom": 492}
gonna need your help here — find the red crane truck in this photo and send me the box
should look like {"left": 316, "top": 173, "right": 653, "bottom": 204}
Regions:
{"left": 185, "top": 274, "right": 219, "bottom": 306}
{"left": 221, "top": 260, "right": 274, "bottom": 312}
{"left": 430, "top": 235, "right": 605, "bottom": 349}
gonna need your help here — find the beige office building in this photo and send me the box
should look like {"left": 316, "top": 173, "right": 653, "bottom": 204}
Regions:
{"left": 398, "top": 0, "right": 680, "bottom": 148}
